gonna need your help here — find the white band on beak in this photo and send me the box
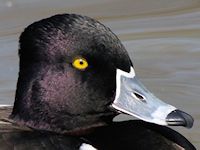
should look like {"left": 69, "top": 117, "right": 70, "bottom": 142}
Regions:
{"left": 115, "top": 67, "right": 135, "bottom": 101}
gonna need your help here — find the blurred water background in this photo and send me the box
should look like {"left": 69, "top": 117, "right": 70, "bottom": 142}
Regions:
{"left": 0, "top": 0, "right": 199, "bottom": 148}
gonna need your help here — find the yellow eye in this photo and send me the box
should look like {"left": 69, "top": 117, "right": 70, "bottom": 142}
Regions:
{"left": 72, "top": 57, "right": 88, "bottom": 70}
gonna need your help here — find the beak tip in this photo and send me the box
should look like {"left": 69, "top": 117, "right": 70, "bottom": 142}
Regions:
{"left": 166, "top": 110, "right": 194, "bottom": 128}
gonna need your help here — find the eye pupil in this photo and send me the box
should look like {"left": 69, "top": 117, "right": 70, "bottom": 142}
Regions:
{"left": 79, "top": 60, "right": 84, "bottom": 65}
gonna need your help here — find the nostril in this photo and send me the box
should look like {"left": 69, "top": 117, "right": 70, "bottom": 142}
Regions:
{"left": 131, "top": 91, "right": 147, "bottom": 103}
{"left": 134, "top": 92, "right": 143, "bottom": 99}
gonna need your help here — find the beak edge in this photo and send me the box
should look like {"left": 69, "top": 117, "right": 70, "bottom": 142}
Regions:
{"left": 166, "top": 110, "right": 194, "bottom": 128}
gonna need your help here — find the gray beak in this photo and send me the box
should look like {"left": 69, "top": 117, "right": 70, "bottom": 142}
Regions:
{"left": 111, "top": 67, "right": 193, "bottom": 128}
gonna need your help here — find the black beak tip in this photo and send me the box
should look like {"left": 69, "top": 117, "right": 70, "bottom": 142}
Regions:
{"left": 166, "top": 110, "right": 194, "bottom": 128}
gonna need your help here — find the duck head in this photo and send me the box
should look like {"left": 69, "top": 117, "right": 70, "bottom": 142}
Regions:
{"left": 10, "top": 14, "right": 193, "bottom": 134}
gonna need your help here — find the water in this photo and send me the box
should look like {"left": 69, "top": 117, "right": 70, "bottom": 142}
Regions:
{"left": 0, "top": 0, "right": 200, "bottom": 148}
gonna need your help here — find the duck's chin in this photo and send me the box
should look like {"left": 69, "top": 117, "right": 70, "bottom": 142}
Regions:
{"left": 9, "top": 111, "right": 115, "bottom": 135}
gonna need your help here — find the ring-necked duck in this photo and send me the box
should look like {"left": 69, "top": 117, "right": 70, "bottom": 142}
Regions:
{"left": 0, "top": 14, "right": 195, "bottom": 150}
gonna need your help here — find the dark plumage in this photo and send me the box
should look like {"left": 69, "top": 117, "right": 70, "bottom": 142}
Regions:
{"left": 0, "top": 14, "right": 196, "bottom": 150}
{"left": 11, "top": 14, "right": 132, "bottom": 133}
{"left": 10, "top": 14, "right": 132, "bottom": 133}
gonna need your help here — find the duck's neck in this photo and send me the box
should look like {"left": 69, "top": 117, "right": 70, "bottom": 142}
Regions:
{"left": 10, "top": 83, "right": 115, "bottom": 134}
{"left": 10, "top": 74, "right": 115, "bottom": 134}
{"left": 10, "top": 108, "right": 115, "bottom": 134}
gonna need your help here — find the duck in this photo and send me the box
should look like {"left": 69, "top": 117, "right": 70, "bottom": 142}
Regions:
{"left": 0, "top": 13, "right": 196, "bottom": 150}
